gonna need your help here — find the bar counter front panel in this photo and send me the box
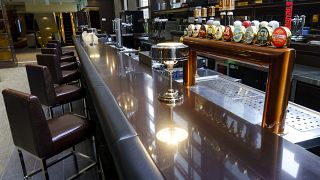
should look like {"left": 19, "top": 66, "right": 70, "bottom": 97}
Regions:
{"left": 74, "top": 36, "right": 320, "bottom": 179}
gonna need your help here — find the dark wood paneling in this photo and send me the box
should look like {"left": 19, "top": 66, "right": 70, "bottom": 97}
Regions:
{"left": 295, "top": 81, "right": 320, "bottom": 112}
{"left": 87, "top": 0, "right": 115, "bottom": 33}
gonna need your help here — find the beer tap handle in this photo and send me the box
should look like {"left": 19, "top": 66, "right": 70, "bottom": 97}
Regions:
{"left": 300, "top": 15, "right": 306, "bottom": 36}
{"left": 112, "top": 20, "right": 116, "bottom": 32}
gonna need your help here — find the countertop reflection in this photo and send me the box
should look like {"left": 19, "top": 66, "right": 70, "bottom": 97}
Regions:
{"left": 78, "top": 38, "right": 320, "bottom": 179}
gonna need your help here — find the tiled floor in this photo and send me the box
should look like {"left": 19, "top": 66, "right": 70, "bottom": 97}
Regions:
{"left": 0, "top": 47, "right": 99, "bottom": 180}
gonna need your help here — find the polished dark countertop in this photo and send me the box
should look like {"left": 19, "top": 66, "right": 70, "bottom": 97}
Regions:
{"left": 75, "top": 37, "right": 320, "bottom": 179}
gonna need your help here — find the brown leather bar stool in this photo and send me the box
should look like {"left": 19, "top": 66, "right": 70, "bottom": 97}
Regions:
{"left": 47, "top": 40, "right": 75, "bottom": 57}
{"left": 36, "top": 54, "right": 80, "bottom": 85}
{"left": 43, "top": 45, "right": 77, "bottom": 62}
{"left": 25, "top": 64, "right": 85, "bottom": 118}
{"left": 2, "top": 89, "right": 97, "bottom": 180}
{"left": 41, "top": 48, "right": 78, "bottom": 70}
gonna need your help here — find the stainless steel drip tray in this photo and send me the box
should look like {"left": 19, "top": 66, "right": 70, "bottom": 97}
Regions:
{"left": 175, "top": 68, "right": 241, "bottom": 83}
{"left": 109, "top": 45, "right": 138, "bottom": 53}
{"left": 176, "top": 75, "right": 320, "bottom": 144}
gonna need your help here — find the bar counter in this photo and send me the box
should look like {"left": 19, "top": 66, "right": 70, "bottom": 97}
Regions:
{"left": 73, "top": 36, "right": 320, "bottom": 179}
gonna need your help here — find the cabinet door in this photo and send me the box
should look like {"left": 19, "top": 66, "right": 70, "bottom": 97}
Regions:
{"left": 295, "top": 81, "right": 320, "bottom": 112}
{"left": 229, "top": 63, "right": 268, "bottom": 91}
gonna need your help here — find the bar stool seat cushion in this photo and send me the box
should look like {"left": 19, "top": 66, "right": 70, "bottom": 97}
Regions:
{"left": 60, "top": 61, "right": 78, "bottom": 70}
{"left": 61, "top": 56, "right": 77, "bottom": 62}
{"left": 61, "top": 70, "right": 80, "bottom": 84}
{"left": 55, "top": 85, "right": 84, "bottom": 105}
{"left": 48, "top": 114, "right": 90, "bottom": 155}
{"left": 62, "top": 51, "right": 75, "bottom": 57}
{"left": 47, "top": 41, "right": 75, "bottom": 57}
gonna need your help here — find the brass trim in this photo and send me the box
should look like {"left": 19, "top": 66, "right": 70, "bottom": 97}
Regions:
{"left": 183, "top": 49, "right": 197, "bottom": 87}
{"left": 183, "top": 37, "right": 295, "bottom": 134}
{"left": 59, "top": 13, "right": 66, "bottom": 44}
{"left": 70, "top": 12, "right": 76, "bottom": 36}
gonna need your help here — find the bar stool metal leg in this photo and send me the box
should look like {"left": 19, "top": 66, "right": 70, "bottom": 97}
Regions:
{"left": 83, "top": 98, "right": 88, "bottom": 119}
{"left": 72, "top": 146, "right": 79, "bottom": 172}
{"left": 78, "top": 79, "right": 82, "bottom": 87}
{"left": 91, "top": 136, "right": 97, "bottom": 161}
{"left": 69, "top": 102, "right": 73, "bottom": 112}
{"left": 18, "top": 149, "right": 27, "bottom": 178}
{"left": 61, "top": 105, "right": 65, "bottom": 114}
{"left": 41, "top": 159, "right": 49, "bottom": 180}
{"left": 49, "top": 107, "right": 54, "bottom": 119}
{"left": 91, "top": 136, "right": 101, "bottom": 178}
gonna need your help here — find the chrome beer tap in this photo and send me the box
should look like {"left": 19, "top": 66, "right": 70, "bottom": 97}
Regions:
{"left": 112, "top": 18, "right": 123, "bottom": 48}
{"left": 112, "top": 18, "right": 133, "bottom": 49}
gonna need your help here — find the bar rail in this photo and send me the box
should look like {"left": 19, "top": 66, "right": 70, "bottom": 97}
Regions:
{"left": 73, "top": 36, "right": 164, "bottom": 180}
{"left": 183, "top": 37, "right": 295, "bottom": 134}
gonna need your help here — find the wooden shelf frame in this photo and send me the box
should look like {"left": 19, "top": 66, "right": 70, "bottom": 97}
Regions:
{"left": 183, "top": 37, "right": 295, "bottom": 134}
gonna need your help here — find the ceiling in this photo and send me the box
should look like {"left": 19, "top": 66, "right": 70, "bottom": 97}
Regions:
{"left": 5, "top": 0, "right": 87, "bottom": 13}
{"left": 5, "top": 0, "right": 78, "bottom": 5}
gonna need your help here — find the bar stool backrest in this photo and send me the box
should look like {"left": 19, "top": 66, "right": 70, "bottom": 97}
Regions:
{"left": 36, "top": 54, "right": 62, "bottom": 84}
{"left": 41, "top": 48, "right": 61, "bottom": 59}
{"left": 2, "top": 89, "right": 53, "bottom": 158}
{"left": 26, "top": 64, "right": 57, "bottom": 106}
{"left": 47, "top": 42, "right": 62, "bottom": 56}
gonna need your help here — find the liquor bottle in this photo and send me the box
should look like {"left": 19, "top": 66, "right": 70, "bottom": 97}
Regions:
{"left": 226, "top": 11, "right": 234, "bottom": 26}
{"left": 187, "top": 17, "right": 195, "bottom": 37}
{"left": 225, "top": 0, "right": 235, "bottom": 11}
{"left": 192, "top": 6, "right": 202, "bottom": 38}
{"left": 220, "top": 12, "right": 227, "bottom": 26}
{"left": 311, "top": 14, "right": 319, "bottom": 29}
{"left": 208, "top": 6, "right": 215, "bottom": 21}
{"left": 193, "top": 19, "right": 201, "bottom": 38}
{"left": 219, "top": 0, "right": 226, "bottom": 26}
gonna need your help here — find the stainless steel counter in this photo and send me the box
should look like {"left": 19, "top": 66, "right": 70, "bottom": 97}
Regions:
{"left": 180, "top": 75, "right": 320, "bottom": 144}
{"left": 74, "top": 36, "right": 320, "bottom": 179}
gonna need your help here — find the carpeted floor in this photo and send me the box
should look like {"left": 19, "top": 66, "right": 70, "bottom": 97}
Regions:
{"left": 14, "top": 46, "right": 77, "bottom": 64}
{"left": 0, "top": 47, "right": 43, "bottom": 177}
{"left": 0, "top": 67, "right": 30, "bottom": 178}
{"left": 15, "top": 48, "right": 40, "bottom": 63}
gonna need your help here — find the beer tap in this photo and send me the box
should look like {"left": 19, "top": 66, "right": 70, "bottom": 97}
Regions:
{"left": 297, "top": 15, "right": 306, "bottom": 42}
{"left": 112, "top": 18, "right": 133, "bottom": 49}
{"left": 291, "top": 15, "right": 306, "bottom": 42}
{"left": 112, "top": 18, "right": 123, "bottom": 48}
